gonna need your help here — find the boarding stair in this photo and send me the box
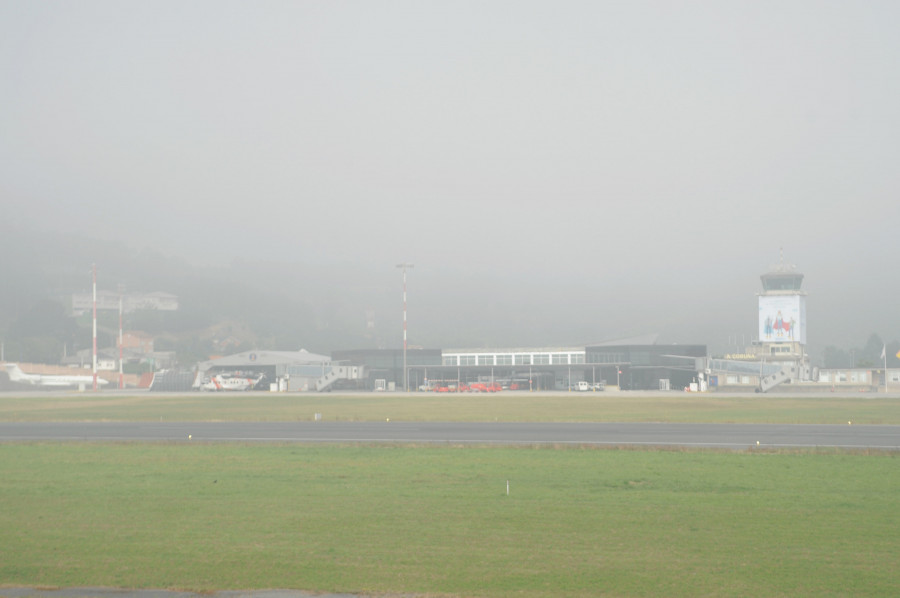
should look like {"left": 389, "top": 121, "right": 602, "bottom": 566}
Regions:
{"left": 758, "top": 363, "right": 800, "bottom": 393}
{"left": 315, "top": 364, "right": 365, "bottom": 392}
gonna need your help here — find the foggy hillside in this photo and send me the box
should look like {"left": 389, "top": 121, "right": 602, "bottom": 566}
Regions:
{"left": 0, "top": 223, "right": 727, "bottom": 359}
{"left": 2, "top": 222, "right": 898, "bottom": 369}
{"left": 3, "top": 3, "right": 899, "bottom": 365}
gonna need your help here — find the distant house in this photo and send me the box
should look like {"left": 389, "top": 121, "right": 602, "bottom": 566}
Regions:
{"left": 122, "top": 331, "right": 154, "bottom": 353}
{"left": 71, "top": 291, "right": 179, "bottom": 315}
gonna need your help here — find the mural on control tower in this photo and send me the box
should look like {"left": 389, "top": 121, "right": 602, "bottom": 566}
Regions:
{"left": 758, "top": 295, "right": 806, "bottom": 344}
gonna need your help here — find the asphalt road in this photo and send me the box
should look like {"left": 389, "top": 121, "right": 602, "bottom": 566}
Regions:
{"left": 1, "top": 421, "right": 898, "bottom": 450}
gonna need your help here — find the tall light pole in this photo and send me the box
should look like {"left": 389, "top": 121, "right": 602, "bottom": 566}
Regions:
{"left": 396, "top": 263, "right": 414, "bottom": 391}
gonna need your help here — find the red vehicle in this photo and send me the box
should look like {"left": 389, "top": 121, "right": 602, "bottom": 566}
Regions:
{"left": 431, "top": 381, "right": 460, "bottom": 392}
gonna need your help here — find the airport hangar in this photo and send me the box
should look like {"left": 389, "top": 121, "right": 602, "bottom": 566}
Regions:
{"left": 167, "top": 338, "right": 707, "bottom": 392}
{"left": 187, "top": 350, "right": 361, "bottom": 392}
{"left": 353, "top": 339, "right": 707, "bottom": 392}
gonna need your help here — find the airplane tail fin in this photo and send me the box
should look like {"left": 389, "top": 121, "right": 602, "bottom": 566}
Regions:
{"left": 2, "top": 363, "right": 26, "bottom": 381}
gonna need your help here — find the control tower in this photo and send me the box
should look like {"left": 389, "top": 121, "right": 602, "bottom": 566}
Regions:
{"left": 757, "top": 252, "right": 807, "bottom": 360}
{"left": 706, "top": 253, "right": 811, "bottom": 392}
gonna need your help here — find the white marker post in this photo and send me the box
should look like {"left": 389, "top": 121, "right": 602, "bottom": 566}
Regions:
{"left": 506, "top": 480, "right": 509, "bottom": 496}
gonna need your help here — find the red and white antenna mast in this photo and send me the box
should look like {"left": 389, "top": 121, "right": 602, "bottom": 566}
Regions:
{"left": 118, "top": 285, "right": 124, "bottom": 390}
{"left": 92, "top": 263, "right": 98, "bottom": 391}
{"left": 396, "top": 263, "right": 414, "bottom": 391}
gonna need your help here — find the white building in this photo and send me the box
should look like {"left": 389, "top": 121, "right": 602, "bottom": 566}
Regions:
{"left": 71, "top": 291, "right": 178, "bottom": 315}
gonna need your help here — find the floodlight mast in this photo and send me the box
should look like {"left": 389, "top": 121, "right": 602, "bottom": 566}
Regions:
{"left": 396, "top": 263, "right": 414, "bottom": 391}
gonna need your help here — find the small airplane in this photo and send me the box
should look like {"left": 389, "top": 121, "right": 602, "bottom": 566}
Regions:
{"left": 2, "top": 363, "right": 110, "bottom": 388}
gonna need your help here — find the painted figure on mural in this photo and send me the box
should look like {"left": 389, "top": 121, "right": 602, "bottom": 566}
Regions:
{"left": 774, "top": 311, "right": 784, "bottom": 337}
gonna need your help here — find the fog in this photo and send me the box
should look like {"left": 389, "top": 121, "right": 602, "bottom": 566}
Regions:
{"left": 2, "top": 1, "right": 899, "bottom": 356}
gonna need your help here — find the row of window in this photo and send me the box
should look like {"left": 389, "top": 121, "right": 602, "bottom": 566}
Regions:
{"left": 587, "top": 353, "right": 625, "bottom": 364}
{"left": 725, "top": 371, "right": 884, "bottom": 385}
{"left": 769, "top": 346, "right": 794, "bottom": 354}
{"left": 818, "top": 371, "right": 869, "bottom": 383}
{"left": 443, "top": 353, "right": 586, "bottom": 366}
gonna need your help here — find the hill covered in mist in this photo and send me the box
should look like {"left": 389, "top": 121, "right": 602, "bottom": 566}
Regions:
{"left": 0, "top": 224, "right": 363, "bottom": 364}
{"left": 0, "top": 223, "right": 617, "bottom": 365}
{"left": 2, "top": 222, "right": 896, "bottom": 369}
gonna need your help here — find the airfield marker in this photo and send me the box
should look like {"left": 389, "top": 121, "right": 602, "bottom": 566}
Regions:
{"left": 507, "top": 480, "right": 509, "bottom": 496}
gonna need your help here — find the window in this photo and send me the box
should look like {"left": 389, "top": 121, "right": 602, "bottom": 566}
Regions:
{"left": 553, "top": 354, "right": 569, "bottom": 365}
{"left": 533, "top": 354, "right": 550, "bottom": 365}
{"left": 588, "top": 352, "right": 621, "bottom": 364}
{"left": 741, "top": 376, "right": 750, "bottom": 384}
{"left": 496, "top": 355, "right": 513, "bottom": 365}
{"left": 515, "top": 355, "right": 531, "bottom": 365}
{"left": 443, "top": 356, "right": 458, "bottom": 366}
{"left": 459, "top": 355, "right": 476, "bottom": 366}
{"left": 478, "top": 355, "right": 494, "bottom": 366}
{"left": 571, "top": 353, "right": 585, "bottom": 364}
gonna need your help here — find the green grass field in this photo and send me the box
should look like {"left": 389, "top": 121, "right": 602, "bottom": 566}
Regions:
{"left": 2, "top": 392, "right": 900, "bottom": 424}
{"left": 2, "top": 393, "right": 899, "bottom": 596}
{"left": 1, "top": 443, "right": 898, "bottom": 597}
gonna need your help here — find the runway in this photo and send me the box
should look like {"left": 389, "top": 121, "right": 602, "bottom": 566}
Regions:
{"left": 1, "top": 421, "right": 898, "bottom": 450}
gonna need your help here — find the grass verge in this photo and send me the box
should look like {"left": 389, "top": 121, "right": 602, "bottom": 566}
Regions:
{"left": 1, "top": 443, "right": 898, "bottom": 597}
{"left": 2, "top": 393, "right": 900, "bottom": 424}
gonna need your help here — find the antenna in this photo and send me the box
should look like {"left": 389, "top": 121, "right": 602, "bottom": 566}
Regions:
{"left": 118, "top": 284, "right": 125, "bottom": 390}
{"left": 396, "top": 263, "right": 414, "bottom": 391}
{"left": 92, "top": 263, "right": 98, "bottom": 391}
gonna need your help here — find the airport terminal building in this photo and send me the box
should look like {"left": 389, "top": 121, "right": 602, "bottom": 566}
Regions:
{"left": 143, "top": 258, "right": 895, "bottom": 394}
{"left": 334, "top": 338, "right": 706, "bottom": 392}
{"left": 153, "top": 340, "right": 706, "bottom": 393}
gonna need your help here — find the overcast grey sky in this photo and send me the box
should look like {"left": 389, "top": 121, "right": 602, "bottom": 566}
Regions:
{"left": 2, "top": 1, "right": 898, "bottom": 352}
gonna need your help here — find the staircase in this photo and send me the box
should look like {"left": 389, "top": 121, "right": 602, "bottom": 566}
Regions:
{"left": 758, "top": 363, "right": 799, "bottom": 393}
{"left": 315, "top": 365, "right": 364, "bottom": 392}
{"left": 149, "top": 370, "right": 196, "bottom": 392}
